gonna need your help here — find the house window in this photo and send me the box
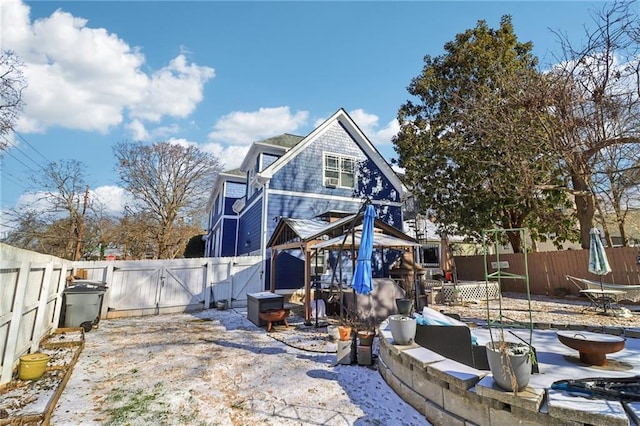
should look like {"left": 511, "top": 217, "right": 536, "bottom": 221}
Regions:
{"left": 324, "top": 153, "right": 355, "bottom": 188}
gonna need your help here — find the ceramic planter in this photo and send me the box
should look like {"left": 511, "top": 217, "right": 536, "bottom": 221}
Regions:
{"left": 388, "top": 314, "right": 416, "bottom": 345}
{"left": 485, "top": 342, "right": 532, "bottom": 392}
{"left": 19, "top": 353, "right": 50, "bottom": 380}
{"left": 326, "top": 324, "right": 340, "bottom": 341}
{"left": 395, "top": 298, "right": 414, "bottom": 315}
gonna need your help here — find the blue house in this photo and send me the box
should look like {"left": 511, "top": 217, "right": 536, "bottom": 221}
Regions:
{"left": 204, "top": 108, "right": 407, "bottom": 291}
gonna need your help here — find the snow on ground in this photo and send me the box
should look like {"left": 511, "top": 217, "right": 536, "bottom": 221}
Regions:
{"left": 51, "top": 308, "right": 428, "bottom": 425}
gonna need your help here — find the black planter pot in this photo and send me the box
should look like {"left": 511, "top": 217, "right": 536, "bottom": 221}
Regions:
{"left": 395, "top": 298, "right": 414, "bottom": 315}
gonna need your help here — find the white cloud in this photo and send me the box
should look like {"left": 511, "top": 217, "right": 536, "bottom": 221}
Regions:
{"left": 3, "top": 0, "right": 214, "bottom": 134}
{"left": 126, "top": 119, "right": 149, "bottom": 141}
{"left": 207, "top": 107, "right": 309, "bottom": 145}
{"left": 202, "top": 142, "right": 250, "bottom": 170}
{"left": 129, "top": 55, "right": 215, "bottom": 122}
{"left": 347, "top": 109, "right": 399, "bottom": 145}
{"left": 166, "top": 137, "right": 196, "bottom": 148}
{"left": 14, "top": 191, "right": 55, "bottom": 212}
{"left": 92, "top": 186, "right": 130, "bottom": 215}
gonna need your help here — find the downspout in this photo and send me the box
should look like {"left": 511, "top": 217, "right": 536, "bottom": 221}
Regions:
{"left": 258, "top": 176, "right": 270, "bottom": 290}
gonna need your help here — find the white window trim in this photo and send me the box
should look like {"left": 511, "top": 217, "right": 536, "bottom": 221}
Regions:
{"left": 323, "top": 152, "right": 357, "bottom": 189}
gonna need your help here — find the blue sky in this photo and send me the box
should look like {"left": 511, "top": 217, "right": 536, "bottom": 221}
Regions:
{"left": 1, "top": 0, "right": 610, "bottom": 226}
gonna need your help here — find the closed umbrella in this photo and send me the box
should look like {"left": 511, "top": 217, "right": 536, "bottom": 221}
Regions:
{"left": 588, "top": 227, "right": 612, "bottom": 311}
{"left": 351, "top": 204, "right": 376, "bottom": 295}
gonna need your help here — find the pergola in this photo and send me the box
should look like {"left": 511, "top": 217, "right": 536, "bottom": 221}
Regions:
{"left": 267, "top": 212, "right": 420, "bottom": 323}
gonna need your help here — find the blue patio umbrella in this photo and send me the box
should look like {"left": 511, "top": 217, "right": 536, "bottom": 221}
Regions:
{"left": 351, "top": 204, "right": 376, "bottom": 295}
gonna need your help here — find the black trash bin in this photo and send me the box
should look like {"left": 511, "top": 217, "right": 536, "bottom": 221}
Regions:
{"left": 60, "top": 280, "right": 108, "bottom": 332}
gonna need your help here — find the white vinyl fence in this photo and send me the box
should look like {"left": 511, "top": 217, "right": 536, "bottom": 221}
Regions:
{"left": 0, "top": 243, "right": 263, "bottom": 385}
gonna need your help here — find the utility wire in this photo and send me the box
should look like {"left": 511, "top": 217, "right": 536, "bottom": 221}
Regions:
{"left": 2, "top": 148, "right": 39, "bottom": 174}
{"left": 13, "top": 130, "right": 51, "bottom": 164}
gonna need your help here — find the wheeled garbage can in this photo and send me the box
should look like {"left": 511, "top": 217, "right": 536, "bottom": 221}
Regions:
{"left": 61, "top": 280, "right": 108, "bottom": 332}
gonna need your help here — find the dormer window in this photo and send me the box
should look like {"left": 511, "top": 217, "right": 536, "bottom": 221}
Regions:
{"left": 324, "top": 153, "right": 355, "bottom": 188}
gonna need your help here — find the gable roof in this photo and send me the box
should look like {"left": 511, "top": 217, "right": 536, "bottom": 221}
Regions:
{"left": 206, "top": 169, "right": 247, "bottom": 211}
{"left": 239, "top": 133, "right": 304, "bottom": 171}
{"left": 258, "top": 108, "right": 403, "bottom": 193}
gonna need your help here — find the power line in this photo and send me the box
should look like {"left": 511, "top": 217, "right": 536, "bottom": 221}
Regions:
{"left": 1, "top": 133, "right": 48, "bottom": 172}
{"left": 0, "top": 173, "right": 29, "bottom": 192}
{"left": 1, "top": 146, "right": 39, "bottom": 174}
{"left": 13, "top": 130, "right": 51, "bottom": 164}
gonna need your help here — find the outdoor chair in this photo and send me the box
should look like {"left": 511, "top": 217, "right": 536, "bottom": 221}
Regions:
{"left": 413, "top": 307, "right": 489, "bottom": 370}
{"left": 566, "top": 275, "right": 640, "bottom": 302}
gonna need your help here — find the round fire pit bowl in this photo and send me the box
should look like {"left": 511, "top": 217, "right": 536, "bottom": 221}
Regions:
{"left": 557, "top": 330, "right": 626, "bottom": 366}
{"left": 259, "top": 308, "right": 290, "bottom": 332}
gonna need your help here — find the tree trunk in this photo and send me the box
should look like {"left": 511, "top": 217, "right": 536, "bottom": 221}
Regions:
{"left": 507, "top": 230, "right": 523, "bottom": 253}
{"left": 571, "top": 174, "right": 594, "bottom": 249}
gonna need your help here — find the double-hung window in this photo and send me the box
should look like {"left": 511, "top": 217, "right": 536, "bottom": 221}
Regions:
{"left": 324, "top": 153, "right": 355, "bottom": 188}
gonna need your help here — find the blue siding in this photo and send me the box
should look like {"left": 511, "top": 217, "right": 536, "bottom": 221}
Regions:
{"left": 262, "top": 153, "right": 279, "bottom": 169}
{"left": 269, "top": 122, "right": 400, "bottom": 203}
{"left": 273, "top": 251, "right": 305, "bottom": 290}
{"left": 221, "top": 219, "right": 238, "bottom": 256}
{"left": 237, "top": 200, "right": 262, "bottom": 255}
{"left": 266, "top": 194, "right": 402, "bottom": 242}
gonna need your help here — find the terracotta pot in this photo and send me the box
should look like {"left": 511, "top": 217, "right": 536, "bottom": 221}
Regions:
{"left": 358, "top": 330, "right": 375, "bottom": 346}
{"left": 338, "top": 326, "right": 352, "bottom": 341}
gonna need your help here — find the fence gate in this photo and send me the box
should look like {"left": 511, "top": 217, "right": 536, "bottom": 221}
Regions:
{"left": 209, "top": 258, "right": 264, "bottom": 308}
{"left": 106, "top": 261, "right": 206, "bottom": 317}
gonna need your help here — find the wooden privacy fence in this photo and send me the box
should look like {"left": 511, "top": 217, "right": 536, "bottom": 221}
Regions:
{"left": 0, "top": 243, "right": 263, "bottom": 386}
{"left": 455, "top": 246, "right": 640, "bottom": 297}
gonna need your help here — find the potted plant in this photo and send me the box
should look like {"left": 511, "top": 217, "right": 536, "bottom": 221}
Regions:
{"left": 395, "top": 298, "right": 413, "bottom": 315}
{"left": 483, "top": 229, "right": 537, "bottom": 393}
{"left": 485, "top": 329, "right": 534, "bottom": 392}
{"left": 388, "top": 314, "right": 416, "bottom": 345}
{"left": 354, "top": 315, "right": 377, "bottom": 346}
{"left": 336, "top": 317, "right": 356, "bottom": 364}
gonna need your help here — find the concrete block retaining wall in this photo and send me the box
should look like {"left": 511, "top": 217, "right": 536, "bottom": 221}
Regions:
{"left": 377, "top": 325, "right": 640, "bottom": 426}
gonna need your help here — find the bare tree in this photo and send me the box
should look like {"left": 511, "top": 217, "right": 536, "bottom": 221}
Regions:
{"left": 26, "top": 159, "right": 90, "bottom": 259}
{"left": 539, "top": 1, "right": 640, "bottom": 248}
{"left": 0, "top": 50, "right": 27, "bottom": 150}
{"left": 114, "top": 141, "right": 221, "bottom": 259}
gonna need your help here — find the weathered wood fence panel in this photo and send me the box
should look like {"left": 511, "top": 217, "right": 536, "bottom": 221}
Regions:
{"left": 0, "top": 242, "right": 263, "bottom": 386}
{"left": 455, "top": 247, "right": 640, "bottom": 296}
